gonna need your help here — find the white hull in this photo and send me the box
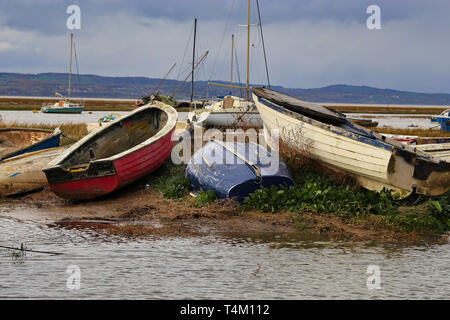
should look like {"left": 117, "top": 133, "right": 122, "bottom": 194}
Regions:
{"left": 253, "top": 92, "right": 450, "bottom": 197}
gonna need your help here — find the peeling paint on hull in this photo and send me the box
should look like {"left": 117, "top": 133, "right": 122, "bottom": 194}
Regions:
{"left": 252, "top": 87, "right": 450, "bottom": 198}
{"left": 43, "top": 102, "right": 178, "bottom": 200}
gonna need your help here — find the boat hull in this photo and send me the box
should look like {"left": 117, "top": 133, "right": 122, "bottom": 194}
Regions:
{"left": 0, "top": 147, "right": 67, "bottom": 197}
{"left": 43, "top": 102, "right": 178, "bottom": 200}
{"left": 47, "top": 130, "right": 174, "bottom": 200}
{"left": 252, "top": 89, "right": 450, "bottom": 197}
{"left": 0, "top": 128, "right": 61, "bottom": 161}
{"left": 41, "top": 107, "right": 83, "bottom": 114}
{"left": 186, "top": 140, "right": 293, "bottom": 201}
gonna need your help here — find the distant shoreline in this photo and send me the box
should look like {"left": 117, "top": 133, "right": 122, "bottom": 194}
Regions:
{"left": 0, "top": 95, "right": 136, "bottom": 102}
{"left": 0, "top": 96, "right": 448, "bottom": 114}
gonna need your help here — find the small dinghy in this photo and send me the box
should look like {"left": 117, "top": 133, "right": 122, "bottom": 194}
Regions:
{"left": 0, "top": 146, "right": 67, "bottom": 197}
{"left": 252, "top": 87, "right": 450, "bottom": 198}
{"left": 43, "top": 102, "right": 178, "bottom": 200}
{"left": 0, "top": 127, "right": 61, "bottom": 161}
{"left": 186, "top": 140, "right": 293, "bottom": 201}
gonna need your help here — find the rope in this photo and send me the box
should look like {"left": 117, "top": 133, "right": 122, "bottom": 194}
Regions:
{"left": 0, "top": 245, "right": 63, "bottom": 256}
{"left": 73, "top": 40, "right": 83, "bottom": 104}
{"left": 256, "top": 0, "right": 271, "bottom": 88}
{"left": 176, "top": 21, "right": 194, "bottom": 81}
{"left": 208, "top": 0, "right": 237, "bottom": 82}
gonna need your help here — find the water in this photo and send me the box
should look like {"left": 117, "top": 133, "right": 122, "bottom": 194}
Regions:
{"left": 347, "top": 113, "right": 436, "bottom": 129}
{"left": 0, "top": 110, "right": 130, "bottom": 126}
{"left": 0, "top": 110, "right": 437, "bottom": 129}
{"left": 0, "top": 215, "right": 448, "bottom": 299}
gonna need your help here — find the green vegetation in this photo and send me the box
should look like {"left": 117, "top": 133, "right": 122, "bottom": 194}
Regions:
{"left": 154, "top": 94, "right": 177, "bottom": 107}
{"left": 149, "top": 158, "right": 449, "bottom": 239}
{"left": 153, "top": 163, "right": 190, "bottom": 199}
{"left": 195, "top": 190, "right": 217, "bottom": 207}
{"left": 242, "top": 169, "right": 399, "bottom": 216}
{"left": 242, "top": 168, "right": 450, "bottom": 236}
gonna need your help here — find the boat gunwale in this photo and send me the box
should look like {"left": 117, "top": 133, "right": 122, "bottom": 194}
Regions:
{"left": 0, "top": 127, "right": 62, "bottom": 161}
{"left": 252, "top": 89, "right": 445, "bottom": 164}
{"left": 43, "top": 102, "right": 177, "bottom": 171}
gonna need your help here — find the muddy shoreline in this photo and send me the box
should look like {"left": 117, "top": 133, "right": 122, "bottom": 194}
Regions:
{"left": 2, "top": 181, "right": 447, "bottom": 246}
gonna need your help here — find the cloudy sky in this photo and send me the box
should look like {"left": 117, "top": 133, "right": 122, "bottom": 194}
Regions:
{"left": 1, "top": 0, "right": 450, "bottom": 93}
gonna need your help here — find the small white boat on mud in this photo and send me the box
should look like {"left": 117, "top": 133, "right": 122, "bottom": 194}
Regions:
{"left": 0, "top": 146, "right": 67, "bottom": 197}
{"left": 252, "top": 87, "right": 450, "bottom": 198}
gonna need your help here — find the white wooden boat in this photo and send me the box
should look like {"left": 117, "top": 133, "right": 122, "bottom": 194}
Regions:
{"left": 252, "top": 87, "right": 450, "bottom": 198}
{"left": 0, "top": 146, "right": 67, "bottom": 197}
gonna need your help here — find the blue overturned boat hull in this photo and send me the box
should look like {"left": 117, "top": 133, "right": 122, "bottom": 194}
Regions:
{"left": 186, "top": 140, "right": 294, "bottom": 201}
{"left": 0, "top": 128, "right": 62, "bottom": 162}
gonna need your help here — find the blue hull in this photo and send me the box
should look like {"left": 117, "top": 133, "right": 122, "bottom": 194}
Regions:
{"left": 0, "top": 132, "right": 61, "bottom": 161}
{"left": 431, "top": 116, "right": 450, "bottom": 132}
{"left": 186, "top": 140, "right": 293, "bottom": 202}
{"left": 42, "top": 108, "right": 83, "bottom": 114}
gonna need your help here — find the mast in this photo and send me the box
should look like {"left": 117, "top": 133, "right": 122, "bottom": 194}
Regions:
{"left": 246, "top": 0, "right": 250, "bottom": 101}
{"left": 191, "top": 18, "right": 197, "bottom": 103}
{"left": 68, "top": 32, "right": 73, "bottom": 101}
{"left": 230, "top": 34, "right": 234, "bottom": 90}
{"left": 172, "top": 51, "right": 209, "bottom": 99}
{"left": 208, "top": 0, "right": 252, "bottom": 101}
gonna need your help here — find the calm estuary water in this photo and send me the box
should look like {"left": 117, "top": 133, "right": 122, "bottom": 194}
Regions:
{"left": 0, "top": 214, "right": 448, "bottom": 299}
{"left": 0, "top": 110, "right": 436, "bottom": 129}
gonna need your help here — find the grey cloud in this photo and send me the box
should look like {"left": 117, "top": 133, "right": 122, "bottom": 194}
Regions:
{"left": 1, "top": 1, "right": 450, "bottom": 93}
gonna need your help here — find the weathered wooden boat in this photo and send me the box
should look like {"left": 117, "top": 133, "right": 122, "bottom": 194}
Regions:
{"left": 348, "top": 118, "right": 378, "bottom": 128}
{"left": 431, "top": 109, "right": 450, "bottom": 132}
{"left": 252, "top": 87, "right": 450, "bottom": 198}
{"left": 42, "top": 102, "right": 178, "bottom": 200}
{"left": 186, "top": 140, "right": 293, "bottom": 201}
{"left": 0, "top": 146, "right": 67, "bottom": 197}
{"left": 0, "top": 127, "right": 61, "bottom": 161}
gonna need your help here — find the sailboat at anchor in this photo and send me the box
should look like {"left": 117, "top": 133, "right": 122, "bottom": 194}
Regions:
{"left": 41, "top": 33, "right": 84, "bottom": 114}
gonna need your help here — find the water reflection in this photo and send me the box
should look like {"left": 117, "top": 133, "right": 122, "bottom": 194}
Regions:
{"left": 0, "top": 216, "right": 448, "bottom": 299}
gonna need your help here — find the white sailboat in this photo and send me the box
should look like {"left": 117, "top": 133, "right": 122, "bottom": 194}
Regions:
{"left": 41, "top": 33, "right": 84, "bottom": 114}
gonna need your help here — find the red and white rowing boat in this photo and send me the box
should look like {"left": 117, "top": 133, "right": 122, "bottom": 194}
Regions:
{"left": 43, "top": 102, "right": 177, "bottom": 200}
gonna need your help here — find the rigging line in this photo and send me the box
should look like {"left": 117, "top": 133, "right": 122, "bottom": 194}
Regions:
{"left": 73, "top": 40, "right": 82, "bottom": 104}
{"left": 256, "top": 0, "right": 270, "bottom": 88}
{"left": 208, "top": 0, "right": 237, "bottom": 81}
{"left": 176, "top": 20, "right": 194, "bottom": 81}
{"left": 234, "top": 40, "right": 243, "bottom": 98}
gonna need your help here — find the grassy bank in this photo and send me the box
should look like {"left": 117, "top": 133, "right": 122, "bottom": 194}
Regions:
{"left": 374, "top": 127, "right": 450, "bottom": 137}
{"left": 0, "top": 97, "right": 136, "bottom": 111}
{"left": 0, "top": 122, "right": 89, "bottom": 144}
{"left": 1, "top": 97, "right": 448, "bottom": 114}
{"left": 144, "top": 158, "right": 449, "bottom": 244}
{"left": 329, "top": 105, "right": 447, "bottom": 115}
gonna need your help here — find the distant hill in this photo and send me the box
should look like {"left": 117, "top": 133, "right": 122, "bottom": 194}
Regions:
{"left": 1, "top": 72, "right": 450, "bottom": 105}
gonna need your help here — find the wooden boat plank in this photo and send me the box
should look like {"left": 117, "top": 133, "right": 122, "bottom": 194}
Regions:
{"left": 43, "top": 102, "right": 177, "bottom": 200}
{"left": 0, "top": 147, "right": 67, "bottom": 197}
{"left": 253, "top": 87, "right": 450, "bottom": 197}
{"left": 252, "top": 87, "right": 346, "bottom": 124}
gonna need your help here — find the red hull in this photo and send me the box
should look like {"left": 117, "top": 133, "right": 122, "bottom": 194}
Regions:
{"left": 49, "top": 128, "right": 175, "bottom": 200}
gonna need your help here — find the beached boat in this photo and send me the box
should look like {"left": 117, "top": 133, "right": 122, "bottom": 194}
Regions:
{"left": 42, "top": 102, "right": 178, "bottom": 200}
{"left": 0, "top": 146, "right": 67, "bottom": 197}
{"left": 349, "top": 118, "right": 378, "bottom": 128}
{"left": 431, "top": 109, "right": 450, "bottom": 132}
{"left": 252, "top": 87, "right": 450, "bottom": 198}
{"left": 0, "top": 127, "right": 61, "bottom": 161}
{"left": 186, "top": 140, "right": 293, "bottom": 201}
